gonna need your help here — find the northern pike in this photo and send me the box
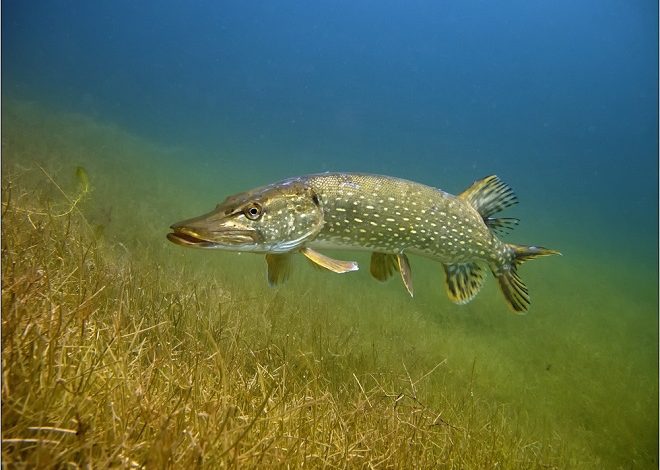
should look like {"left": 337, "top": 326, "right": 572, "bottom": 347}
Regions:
{"left": 167, "top": 173, "right": 559, "bottom": 312}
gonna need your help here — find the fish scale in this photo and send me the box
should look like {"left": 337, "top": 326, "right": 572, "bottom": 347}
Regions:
{"left": 168, "top": 172, "right": 560, "bottom": 313}
{"left": 304, "top": 173, "right": 503, "bottom": 264}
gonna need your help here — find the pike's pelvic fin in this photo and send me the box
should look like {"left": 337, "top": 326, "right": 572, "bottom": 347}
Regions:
{"left": 370, "top": 252, "right": 414, "bottom": 297}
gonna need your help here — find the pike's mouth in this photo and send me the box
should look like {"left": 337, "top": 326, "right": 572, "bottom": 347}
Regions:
{"left": 166, "top": 230, "right": 210, "bottom": 246}
{"left": 167, "top": 226, "right": 259, "bottom": 248}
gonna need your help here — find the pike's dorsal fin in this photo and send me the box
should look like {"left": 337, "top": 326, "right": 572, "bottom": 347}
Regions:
{"left": 459, "top": 175, "right": 518, "bottom": 219}
{"left": 443, "top": 262, "right": 486, "bottom": 305}
{"left": 301, "top": 247, "right": 359, "bottom": 273}
{"left": 265, "top": 253, "right": 294, "bottom": 286}
{"left": 370, "top": 252, "right": 414, "bottom": 297}
{"left": 485, "top": 217, "right": 520, "bottom": 236}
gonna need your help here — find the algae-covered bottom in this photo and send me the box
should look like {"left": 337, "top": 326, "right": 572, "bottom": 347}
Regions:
{"left": 1, "top": 102, "right": 657, "bottom": 468}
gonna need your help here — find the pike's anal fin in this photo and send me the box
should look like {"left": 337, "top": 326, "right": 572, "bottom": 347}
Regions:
{"left": 370, "top": 252, "right": 414, "bottom": 297}
{"left": 300, "top": 247, "right": 359, "bottom": 273}
{"left": 443, "top": 262, "right": 486, "bottom": 305}
{"left": 265, "top": 253, "right": 294, "bottom": 286}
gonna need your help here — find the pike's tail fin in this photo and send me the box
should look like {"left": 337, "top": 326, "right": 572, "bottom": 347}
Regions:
{"left": 495, "top": 244, "right": 561, "bottom": 313}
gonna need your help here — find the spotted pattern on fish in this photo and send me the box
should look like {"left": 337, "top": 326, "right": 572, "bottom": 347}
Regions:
{"left": 168, "top": 172, "right": 560, "bottom": 313}
{"left": 304, "top": 173, "right": 506, "bottom": 265}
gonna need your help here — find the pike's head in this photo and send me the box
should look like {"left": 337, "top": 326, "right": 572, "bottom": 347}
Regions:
{"left": 167, "top": 179, "right": 324, "bottom": 253}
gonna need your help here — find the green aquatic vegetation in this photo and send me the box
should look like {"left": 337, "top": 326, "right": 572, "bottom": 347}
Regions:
{"left": 75, "top": 165, "right": 90, "bottom": 194}
{"left": 2, "top": 165, "right": 573, "bottom": 468}
{"left": 1, "top": 101, "right": 656, "bottom": 468}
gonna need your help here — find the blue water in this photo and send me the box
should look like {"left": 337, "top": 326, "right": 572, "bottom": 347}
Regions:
{"left": 4, "top": 1, "right": 657, "bottom": 258}
{"left": 3, "top": 1, "right": 658, "bottom": 466}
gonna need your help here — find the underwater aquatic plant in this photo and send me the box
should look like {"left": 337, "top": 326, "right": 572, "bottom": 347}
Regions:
{"left": 2, "top": 105, "right": 655, "bottom": 468}
{"left": 1, "top": 164, "right": 576, "bottom": 468}
{"left": 76, "top": 165, "right": 90, "bottom": 194}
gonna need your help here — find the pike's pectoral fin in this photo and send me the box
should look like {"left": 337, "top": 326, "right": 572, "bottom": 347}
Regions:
{"left": 300, "top": 247, "right": 359, "bottom": 273}
{"left": 265, "top": 253, "right": 294, "bottom": 286}
{"left": 443, "top": 262, "right": 486, "bottom": 305}
{"left": 370, "top": 252, "right": 414, "bottom": 297}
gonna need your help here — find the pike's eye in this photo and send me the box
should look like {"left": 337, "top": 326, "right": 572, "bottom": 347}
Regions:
{"left": 243, "top": 202, "right": 263, "bottom": 220}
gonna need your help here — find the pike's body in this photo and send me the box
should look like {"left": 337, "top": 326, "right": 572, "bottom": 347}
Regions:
{"left": 303, "top": 174, "right": 505, "bottom": 264}
{"left": 168, "top": 173, "right": 559, "bottom": 313}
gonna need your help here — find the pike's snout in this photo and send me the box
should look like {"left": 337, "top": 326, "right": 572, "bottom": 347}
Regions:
{"left": 167, "top": 210, "right": 261, "bottom": 249}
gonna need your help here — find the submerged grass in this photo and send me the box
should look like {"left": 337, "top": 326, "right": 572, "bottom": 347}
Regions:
{"left": 2, "top": 101, "right": 656, "bottom": 468}
{"left": 2, "top": 164, "right": 571, "bottom": 468}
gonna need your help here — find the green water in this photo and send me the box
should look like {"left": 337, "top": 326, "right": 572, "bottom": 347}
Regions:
{"left": 3, "top": 101, "right": 657, "bottom": 467}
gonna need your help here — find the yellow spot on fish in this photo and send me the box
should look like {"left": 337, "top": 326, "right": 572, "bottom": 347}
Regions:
{"left": 354, "top": 218, "right": 363, "bottom": 223}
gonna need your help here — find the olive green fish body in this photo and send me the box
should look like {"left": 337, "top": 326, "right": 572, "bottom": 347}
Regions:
{"left": 303, "top": 173, "right": 507, "bottom": 266}
{"left": 168, "top": 172, "right": 559, "bottom": 313}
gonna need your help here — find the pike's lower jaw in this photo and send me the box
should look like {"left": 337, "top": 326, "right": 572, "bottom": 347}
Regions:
{"left": 166, "top": 231, "right": 218, "bottom": 247}
{"left": 167, "top": 231, "right": 203, "bottom": 244}
{"left": 167, "top": 225, "right": 261, "bottom": 248}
